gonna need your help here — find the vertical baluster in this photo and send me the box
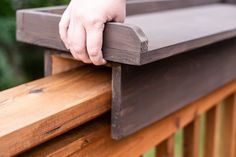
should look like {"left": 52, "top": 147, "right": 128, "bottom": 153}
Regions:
{"left": 156, "top": 136, "right": 174, "bottom": 157}
{"left": 204, "top": 104, "right": 221, "bottom": 157}
{"left": 183, "top": 117, "right": 201, "bottom": 157}
{"left": 219, "top": 95, "right": 236, "bottom": 157}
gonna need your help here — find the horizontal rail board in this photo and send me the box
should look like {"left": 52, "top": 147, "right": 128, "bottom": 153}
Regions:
{"left": 20, "top": 79, "right": 236, "bottom": 157}
{"left": 0, "top": 66, "right": 111, "bottom": 156}
{"left": 17, "top": 4, "right": 236, "bottom": 65}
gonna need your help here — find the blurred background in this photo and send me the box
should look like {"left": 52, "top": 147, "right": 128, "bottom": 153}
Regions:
{"left": 0, "top": 0, "right": 69, "bottom": 90}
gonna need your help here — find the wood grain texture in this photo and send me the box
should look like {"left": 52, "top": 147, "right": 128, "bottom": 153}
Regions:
{"left": 126, "top": 4, "right": 236, "bottom": 64}
{"left": 183, "top": 118, "right": 200, "bottom": 157}
{"left": 51, "top": 55, "right": 83, "bottom": 75}
{"left": 16, "top": 10, "right": 147, "bottom": 65}
{"left": 127, "top": 0, "right": 222, "bottom": 15}
{"left": 0, "top": 66, "right": 111, "bottom": 156}
{"left": 156, "top": 136, "right": 174, "bottom": 157}
{"left": 17, "top": 4, "right": 236, "bottom": 65}
{"left": 44, "top": 50, "right": 85, "bottom": 75}
{"left": 18, "top": 0, "right": 223, "bottom": 18}
{"left": 44, "top": 50, "right": 113, "bottom": 75}
{"left": 204, "top": 105, "right": 221, "bottom": 157}
{"left": 112, "top": 39, "right": 236, "bottom": 139}
{"left": 20, "top": 79, "right": 236, "bottom": 157}
{"left": 219, "top": 95, "right": 236, "bottom": 157}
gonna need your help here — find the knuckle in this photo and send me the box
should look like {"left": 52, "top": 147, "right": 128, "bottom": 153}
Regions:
{"left": 87, "top": 18, "right": 99, "bottom": 25}
{"left": 74, "top": 12, "right": 82, "bottom": 19}
{"left": 69, "top": 41, "right": 84, "bottom": 52}
{"left": 85, "top": 17, "right": 103, "bottom": 28}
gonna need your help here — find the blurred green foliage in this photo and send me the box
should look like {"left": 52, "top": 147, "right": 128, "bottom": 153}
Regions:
{"left": 0, "top": 0, "right": 69, "bottom": 90}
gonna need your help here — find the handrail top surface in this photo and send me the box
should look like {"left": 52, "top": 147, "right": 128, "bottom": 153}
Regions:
{"left": 17, "top": 3, "right": 236, "bottom": 65}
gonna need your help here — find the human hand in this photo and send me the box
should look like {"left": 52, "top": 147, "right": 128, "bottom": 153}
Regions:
{"left": 59, "top": 0, "right": 126, "bottom": 65}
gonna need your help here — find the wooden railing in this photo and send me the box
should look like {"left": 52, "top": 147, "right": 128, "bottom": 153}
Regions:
{"left": 1, "top": 0, "right": 236, "bottom": 156}
{"left": 0, "top": 52, "right": 236, "bottom": 157}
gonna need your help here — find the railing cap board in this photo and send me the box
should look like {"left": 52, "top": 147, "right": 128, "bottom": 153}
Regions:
{"left": 126, "top": 0, "right": 222, "bottom": 15}
{"left": 17, "top": 3, "right": 236, "bottom": 65}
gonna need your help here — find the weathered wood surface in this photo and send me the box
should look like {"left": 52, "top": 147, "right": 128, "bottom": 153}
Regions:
{"left": 126, "top": 4, "right": 236, "bottom": 64}
{"left": 111, "top": 39, "right": 236, "bottom": 139}
{"left": 17, "top": 4, "right": 236, "bottom": 65}
{"left": 17, "top": 10, "right": 147, "bottom": 65}
{"left": 17, "top": 0, "right": 224, "bottom": 18}
{"left": 37, "top": 0, "right": 223, "bottom": 16}
{"left": 20, "top": 79, "right": 236, "bottom": 157}
{"left": 0, "top": 67, "right": 111, "bottom": 156}
{"left": 127, "top": 0, "right": 222, "bottom": 15}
